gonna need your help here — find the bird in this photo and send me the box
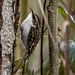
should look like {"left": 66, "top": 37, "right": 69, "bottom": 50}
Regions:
{"left": 20, "top": 9, "right": 41, "bottom": 55}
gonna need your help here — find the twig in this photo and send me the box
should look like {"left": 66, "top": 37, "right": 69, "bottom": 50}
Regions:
{"left": 64, "top": 21, "right": 70, "bottom": 75}
{"left": 58, "top": 34, "right": 63, "bottom": 39}
{"left": 13, "top": 52, "right": 28, "bottom": 74}
{"left": 37, "top": 0, "right": 59, "bottom": 53}
{"left": 22, "top": 60, "right": 26, "bottom": 75}
{"left": 13, "top": 48, "right": 36, "bottom": 74}
{"left": 59, "top": 0, "right": 68, "bottom": 9}
{"left": 40, "top": 0, "right": 46, "bottom": 75}
{"left": 43, "top": 27, "right": 47, "bottom": 33}
{"left": 32, "top": 70, "right": 34, "bottom": 75}
{"left": 64, "top": 0, "right": 71, "bottom": 75}
{"left": 60, "top": 55, "right": 66, "bottom": 68}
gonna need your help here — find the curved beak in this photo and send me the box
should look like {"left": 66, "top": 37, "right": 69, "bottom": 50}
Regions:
{"left": 30, "top": 8, "right": 36, "bottom": 19}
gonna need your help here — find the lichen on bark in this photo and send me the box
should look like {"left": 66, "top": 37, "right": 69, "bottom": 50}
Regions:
{"left": 1, "top": 0, "right": 15, "bottom": 75}
{"left": 47, "top": 0, "right": 59, "bottom": 75}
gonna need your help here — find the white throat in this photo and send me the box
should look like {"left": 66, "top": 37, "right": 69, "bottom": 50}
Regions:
{"left": 21, "top": 13, "right": 33, "bottom": 34}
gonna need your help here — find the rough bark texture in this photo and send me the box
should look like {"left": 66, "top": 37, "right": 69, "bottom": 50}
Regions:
{"left": 47, "top": 0, "right": 59, "bottom": 75}
{"left": 1, "top": 0, "right": 15, "bottom": 75}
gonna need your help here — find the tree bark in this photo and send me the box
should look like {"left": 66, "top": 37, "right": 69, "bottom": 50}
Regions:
{"left": 0, "top": 0, "right": 4, "bottom": 74}
{"left": 47, "top": 0, "right": 59, "bottom": 75}
{"left": 1, "top": 0, "right": 15, "bottom": 75}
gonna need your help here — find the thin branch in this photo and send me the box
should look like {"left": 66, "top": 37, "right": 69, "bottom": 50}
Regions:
{"left": 37, "top": 0, "right": 59, "bottom": 53}
{"left": 64, "top": 21, "right": 70, "bottom": 75}
{"left": 60, "top": 55, "right": 66, "bottom": 68}
{"left": 67, "top": 0, "right": 71, "bottom": 20}
{"left": 13, "top": 52, "right": 28, "bottom": 74}
{"left": 32, "top": 70, "right": 34, "bottom": 75}
{"left": 43, "top": 27, "right": 47, "bottom": 33}
{"left": 64, "top": 0, "right": 71, "bottom": 75}
{"left": 59, "top": 0, "right": 68, "bottom": 9}
{"left": 40, "top": 0, "right": 46, "bottom": 75}
{"left": 13, "top": 48, "right": 35, "bottom": 74}
{"left": 22, "top": 59, "right": 25, "bottom": 75}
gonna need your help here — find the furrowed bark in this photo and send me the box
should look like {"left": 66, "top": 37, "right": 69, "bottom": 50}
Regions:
{"left": 1, "top": 0, "right": 15, "bottom": 75}
{"left": 47, "top": 0, "right": 59, "bottom": 75}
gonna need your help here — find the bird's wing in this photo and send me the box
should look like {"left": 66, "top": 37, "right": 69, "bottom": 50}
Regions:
{"left": 28, "top": 25, "right": 41, "bottom": 55}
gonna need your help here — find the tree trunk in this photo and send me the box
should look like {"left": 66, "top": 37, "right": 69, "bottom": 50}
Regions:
{"left": 47, "top": 0, "right": 59, "bottom": 75}
{"left": 1, "top": 0, "right": 15, "bottom": 75}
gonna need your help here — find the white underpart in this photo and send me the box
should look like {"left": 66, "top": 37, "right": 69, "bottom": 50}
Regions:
{"left": 20, "top": 12, "right": 34, "bottom": 50}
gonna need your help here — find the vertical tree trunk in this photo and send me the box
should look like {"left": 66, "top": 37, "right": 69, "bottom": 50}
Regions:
{"left": 1, "top": 0, "right": 15, "bottom": 75}
{"left": 47, "top": 0, "right": 59, "bottom": 75}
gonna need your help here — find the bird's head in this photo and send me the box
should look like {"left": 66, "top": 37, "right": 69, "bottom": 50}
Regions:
{"left": 21, "top": 8, "right": 40, "bottom": 29}
{"left": 30, "top": 8, "right": 41, "bottom": 28}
